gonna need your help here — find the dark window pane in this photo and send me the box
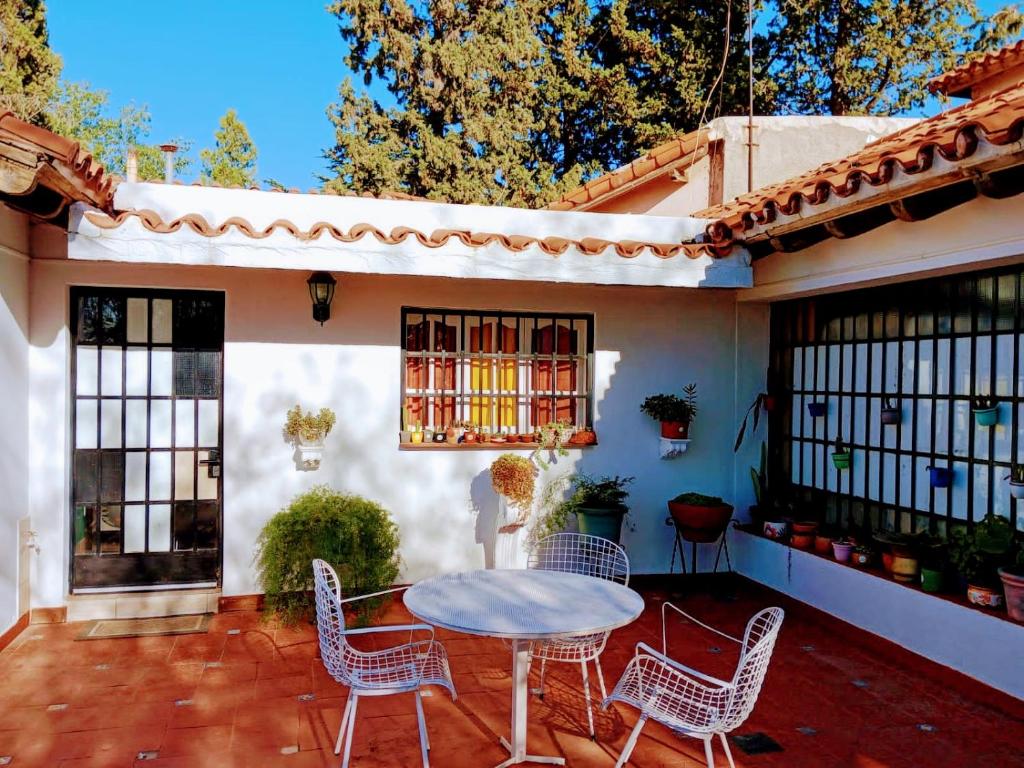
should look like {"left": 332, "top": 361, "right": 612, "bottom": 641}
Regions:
{"left": 74, "top": 504, "right": 97, "bottom": 555}
{"left": 99, "top": 505, "right": 122, "bottom": 554}
{"left": 196, "top": 351, "right": 221, "bottom": 398}
{"left": 175, "top": 351, "right": 196, "bottom": 397}
{"left": 997, "top": 274, "right": 1016, "bottom": 331}
{"left": 174, "top": 502, "right": 195, "bottom": 551}
{"left": 174, "top": 297, "right": 224, "bottom": 349}
{"left": 100, "top": 451, "right": 124, "bottom": 503}
{"left": 100, "top": 296, "right": 126, "bottom": 345}
{"left": 76, "top": 296, "right": 99, "bottom": 344}
{"left": 195, "top": 501, "right": 218, "bottom": 550}
{"left": 74, "top": 451, "right": 99, "bottom": 502}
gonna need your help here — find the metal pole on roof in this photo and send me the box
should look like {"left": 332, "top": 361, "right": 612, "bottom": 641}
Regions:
{"left": 747, "top": 0, "right": 755, "bottom": 192}
{"left": 159, "top": 143, "right": 178, "bottom": 183}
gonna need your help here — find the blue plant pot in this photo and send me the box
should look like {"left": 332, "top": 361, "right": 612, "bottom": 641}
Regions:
{"left": 927, "top": 466, "right": 952, "bottom": 488}
{"left": 807, "top": 402, "right": 826, "bottom": 418}
{"left": 973, "top": 407, "right": 998, "bottom": 427}
{"left": 575, "top": 506, "right": 625, "bottom": 545}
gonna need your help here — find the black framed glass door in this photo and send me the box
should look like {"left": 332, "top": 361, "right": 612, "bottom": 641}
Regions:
{"left": 70, "top": 288, "right": 224, "bottom": 589}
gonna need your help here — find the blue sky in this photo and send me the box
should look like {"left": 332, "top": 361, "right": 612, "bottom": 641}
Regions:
{"left": 48, "top": 0, "right": 1011, "bottom": 189}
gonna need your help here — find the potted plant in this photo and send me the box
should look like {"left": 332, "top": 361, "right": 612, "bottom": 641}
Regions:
{"left": 490, "top": 454, "right": 537, "bottom": 568}
{"left": 874, "top": 531, "right": 938, "bottom": 584}
{"left": 850, "top": 545, "right": 872, "bottom": 567}
{"left": 814, "top": 525, "right": 837, "bottom": 555}
{"left": 532, "top": 420, "right": 573, "bottom": 469}
{"left": 284, "top": 405, "right": 337, "bottom": 470}
{"left": 832, "top": 538, "right": 855, "bottom": 563}
{"left": 972, "top": 395, "right": 999, "bottom": 427}
{"left": 920, "top": 538, "right": 947, "bottom": 593}
{"left": 552, "top": 475, "right": 633, "bottom": 544}
{"left": 641, "top": 384, "right": 698, "bottom": 439}
{"left": 881, "top": 397, "right": 900, "bottom": 425}
{"left": 789, "top": 520, "right": 818, "bottom": 550}
{"left": 667, "top": 492, "right": 734, "bottom": 543}
{"left": 831, "top": 438, "right": 851, "bottom": 470}
{"left": 999, "top": 549, "right": 1024, "bottom": 622}
{"left": 734, "top": 370, "right": 776, "bottom": 452}
{"left": 951, "top": 515, "right": 1013, "bottom": 608}
{"left": 1006, "top": 464, "right": 1024, "bottom": 499}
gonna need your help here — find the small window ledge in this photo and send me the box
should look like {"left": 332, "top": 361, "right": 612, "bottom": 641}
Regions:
{"left": 398, "top": 440, "right": 598, "bottom": 451}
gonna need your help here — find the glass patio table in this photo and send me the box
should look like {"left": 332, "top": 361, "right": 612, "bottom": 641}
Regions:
{"left": 404, "top": 568, "right": 645, "bottom": 767}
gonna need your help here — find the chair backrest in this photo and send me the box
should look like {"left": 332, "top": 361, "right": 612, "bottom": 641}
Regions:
{"left": 720, "top": 607, "right": 785, "bottom": 730}
{"left": 313, "top": 558, "right": 353, "bottom": 684}
{"left": 528, "top": 532, "right": 630, "bottom": 585}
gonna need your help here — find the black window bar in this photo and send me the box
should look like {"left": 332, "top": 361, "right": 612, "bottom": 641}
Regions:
{"left": 400, "top": 307, "right": 595, "bottom": 435}
{"left": 769, "top": 265, "right": 1024, "bottom": 536}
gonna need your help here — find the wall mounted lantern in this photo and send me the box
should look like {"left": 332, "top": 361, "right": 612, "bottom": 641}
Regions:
{"left": 307, "top": 271, "right": 337, "bottom": 325}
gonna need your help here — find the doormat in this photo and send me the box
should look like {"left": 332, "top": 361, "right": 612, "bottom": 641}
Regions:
{"left": 731, "top": 732, "right": 783, "bottom": 755}
{"left": 77, "top": 613, "right": 212, "bottom": 640}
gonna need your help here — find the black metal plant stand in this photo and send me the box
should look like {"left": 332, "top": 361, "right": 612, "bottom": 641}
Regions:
{"left": 666, "top": 517, "right": 733, "bottom": 575}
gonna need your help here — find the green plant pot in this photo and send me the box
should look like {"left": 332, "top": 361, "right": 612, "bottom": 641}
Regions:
{"left": 974, "top": 407, "right": 998, "bottom": 427}
{"left": 920, "top": 567, "right": 944, "bottom": 593}
{"left": 832, "top": 451, "right": 851, "bottom": 470}
{"left": 576, "top": 506, "right": 626, "bottom": 545}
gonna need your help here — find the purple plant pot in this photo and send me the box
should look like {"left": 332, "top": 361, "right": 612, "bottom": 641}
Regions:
{"left": 927, "top": 466, "right": 952, "bottom": 488}
{"left": 807, "top": 402, "right": 827, "bottom": 418}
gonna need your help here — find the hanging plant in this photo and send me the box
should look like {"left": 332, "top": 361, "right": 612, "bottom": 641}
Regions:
{"left": 284, "top": 405, "right": 336, "bottom": 444}
{"left": 490, "top": 454, "right": 537, "bottom": 522}
{"left": 972, "top": 395, "right": 999, "bottom": 427}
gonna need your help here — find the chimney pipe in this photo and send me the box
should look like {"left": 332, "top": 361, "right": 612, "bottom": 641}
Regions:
{"left": 159, "top": 143, "right": 178, "bottom": 183}
{"left": 126, "top": 148, "right": 138, "bottom": 183}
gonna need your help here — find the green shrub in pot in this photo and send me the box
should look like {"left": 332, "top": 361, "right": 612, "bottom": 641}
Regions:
{"left": 535, "top": 474, "right": 634, "bottom": 545}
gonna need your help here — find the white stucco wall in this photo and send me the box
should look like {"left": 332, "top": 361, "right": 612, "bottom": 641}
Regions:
{"left": 0, "top": 207, "right": 31, "bottom": 634}
{"left": 28, "top": 260, "right": 750, "bottom": 604}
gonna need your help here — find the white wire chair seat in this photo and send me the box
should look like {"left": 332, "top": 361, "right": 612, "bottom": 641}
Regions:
{"left": 313, "top": 558, "right": 456, "bottom": 768}
{"left": 603, "top": 603, "right": 784, "bottom": 768}
{"left": 526, "top": 532, "right": 630, "bottom": 739}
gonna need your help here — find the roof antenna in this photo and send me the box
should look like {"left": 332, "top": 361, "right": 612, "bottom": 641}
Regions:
{"left": 746, "top": 0, "right": 756, "bottom": 193}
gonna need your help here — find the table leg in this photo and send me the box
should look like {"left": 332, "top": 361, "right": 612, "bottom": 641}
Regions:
{"left": 495, "top": 639, "right": 565, "bottom": 767}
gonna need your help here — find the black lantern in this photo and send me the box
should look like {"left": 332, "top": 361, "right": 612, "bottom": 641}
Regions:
{"left": 307, "top": 271, "right": 337, "bottom": 325}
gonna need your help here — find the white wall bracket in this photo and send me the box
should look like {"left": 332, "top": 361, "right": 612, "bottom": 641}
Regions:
{"left": 659, "top": 438, "right": 691, "bottom": 459}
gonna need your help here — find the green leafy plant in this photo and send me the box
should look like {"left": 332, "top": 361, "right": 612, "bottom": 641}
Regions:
{"left": 1006, "top": 464, "right": 1024, "bottom": 484}
{"left": 532, "top": 420, "right": 572, "bottom": 470}
{"left": 284, "top": 405, "right": 337, "bottom": 443}
{"left": 833, "top": 437, "right": 850, "bottom": 454}
{"left": 670, "top": 492, "right": 726, "bottom": 506}
{"left": 750, "top": 441, "right": 769, "bottom": 508}
{"left": 255, "top": 486, "right": 400, "bottom": 625}
{"left": 948, "top": 525, "right": 983, "bottom": 584}
{"left": 641, "top": 384, "right": 698, "bottom": 424}
{"left": 532, "top": 474, "right": 633, "bottom": 543}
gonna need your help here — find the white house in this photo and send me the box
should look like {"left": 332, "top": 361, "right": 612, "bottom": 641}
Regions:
{"left": 2, "top": 42, "right": 1023, "bottom": 700}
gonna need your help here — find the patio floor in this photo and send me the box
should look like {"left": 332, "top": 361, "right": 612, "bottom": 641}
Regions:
{"left": 1, "top": 577, "right": 1021, "bottom": 767}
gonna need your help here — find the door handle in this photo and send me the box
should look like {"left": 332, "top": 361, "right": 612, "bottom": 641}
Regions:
{"left": 199, "top": 448, "right": 221, "bottom": 478}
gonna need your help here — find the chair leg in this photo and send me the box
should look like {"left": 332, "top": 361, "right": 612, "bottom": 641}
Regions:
{"left": 580, "top": 660, "right": 595, "bottom": 739}
{"left": 335, "top": 695, "right": 354, "bottom": 755}
{"left": 341, "top": 694, "right": 359, "bottom": 768}
{"left": 614, "top": 715, "right": 646, "bottom": 768}
{"left": 414, "top": 690, "right": 430, "bottom": 768}
{"left": 718, "top": 733, "right": 736, "bottom": 768}
{"left": 703, "top": 736, "right": 716, "bottom": 768}
{"left": 595, "top": 657, "right": 608, "bottom": 701}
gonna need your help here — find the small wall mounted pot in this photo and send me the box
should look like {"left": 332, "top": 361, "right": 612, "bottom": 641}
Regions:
{"left": 832, "top": 451, "right": 851, "bottom": 470}
{"left": 967, "top": 583, "right": 1004, "bottom": 609}
{"left": 832, "top": 541, "right": 854, "bottom": 563}
{"left": 920, "top": 567, "right": 944, "bottom": 593}
{"left": 763, "top": 520, "right": 789, "bottom": 541}
{"left": 927, "top": 466, "right": 952, "bottom": 488}
{"left": 660, "top": 420, "right": 690, "bottom": 439}
{"left": 881, "top": 405, "right": 901, "bottom": 425}
{"left": 998, "top": 567, "right": 1024, "bottom": 622}
{"left": 973, "top": 406, "right": 999, "bottom": 427}
{"left": 1008, "top": 480, "right": 1024, "bottom": 500}
{"left": 807, "top": 402, "right": 827, "bottom": 418}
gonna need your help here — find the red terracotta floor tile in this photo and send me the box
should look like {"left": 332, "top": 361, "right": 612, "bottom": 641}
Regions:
{"left": 1, "top": 580, "right": 1022, "bottom": 768}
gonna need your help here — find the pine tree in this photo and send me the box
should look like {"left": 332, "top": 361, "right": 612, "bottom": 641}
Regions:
{"left": 0, "top": 0, "right": 62, "bottom": 124}
{"left": 200, "top": 109, "right": 258, "bottom": 187}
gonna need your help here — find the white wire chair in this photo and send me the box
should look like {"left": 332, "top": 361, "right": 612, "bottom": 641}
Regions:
{"left": 526, "top": 532, "right": 630, "bottom": 739}
{"left": 602, "top": 603, "right": 784, "bottom": 768}
{"left": 313, "top": 559, "right": 457, "bottom": 768}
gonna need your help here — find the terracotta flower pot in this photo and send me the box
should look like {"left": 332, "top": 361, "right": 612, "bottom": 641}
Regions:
{"left": 660, "top": 421, "right": 690, "bottom": 439}
{"left": 998, "top": 567, "right": 1024, "bottom": 622}
{"left": 667, "top": 500, "right": 733, "bottom": 543}
{"left": 814, "top": 535, "right": 834, "bottom": 555}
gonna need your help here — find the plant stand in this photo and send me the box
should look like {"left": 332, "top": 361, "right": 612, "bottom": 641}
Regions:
{"left": 666, "top": 517, "right": 732, "bottom": 576}
{"left": 494, "top": 496, "right": 527, "bottom": 569}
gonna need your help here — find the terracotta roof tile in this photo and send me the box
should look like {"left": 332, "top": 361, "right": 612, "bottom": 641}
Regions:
{"left": 697, "top": 82, "right": 1024, "bottom": 244}
{"left": 928, "top": 39, "right": 1024, "bottom": 97}
{"left": 0, "top": 111, "right": 114, "bottom": 215}
{"left": 82, "top": 208, "right": 726, "bottom": 260}
{"left": 546, "top": 130, "right": 708, "bottom": 212}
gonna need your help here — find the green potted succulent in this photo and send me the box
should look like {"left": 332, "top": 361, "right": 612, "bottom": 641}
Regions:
{"left": 999, "top": 548, "right": 1024, "bottom": 622}
{"left": 540, "top": 474, "right": 634, "bottom": 545}
{"left": 667, "top": 492, "right": 734, "bottom": 543}
{"left": 641, "top": 383, "right": 697, "bottom": 439}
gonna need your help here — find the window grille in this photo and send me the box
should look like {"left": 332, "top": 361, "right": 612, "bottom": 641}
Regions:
{"left": 769, "top": 265, "right": 1024, "bottom": 535}
{"left": 400, "top": 308, "right": 595, "bottom": 435}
